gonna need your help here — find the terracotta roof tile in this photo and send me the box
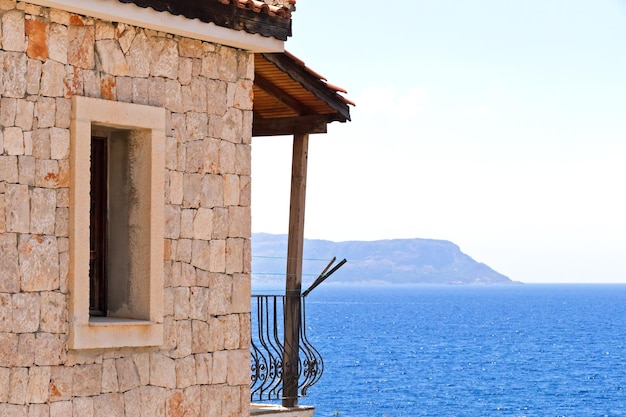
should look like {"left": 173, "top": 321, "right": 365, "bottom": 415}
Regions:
{"left": 218, "top": 0, "right": 293, "bottom": 19}
{"left": 283, "top": 50, "right": 354, "bottom": 107}
{"left": 117, "top": 0, "right": 293, "bottom": 39}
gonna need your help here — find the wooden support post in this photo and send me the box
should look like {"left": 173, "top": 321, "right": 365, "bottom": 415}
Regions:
{"left": 283, "top": 134, "right": 309, "bottom": 408}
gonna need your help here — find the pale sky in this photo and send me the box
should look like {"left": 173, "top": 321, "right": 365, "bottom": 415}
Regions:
{"left": 251, "top": 0, "right": 626, "bottom": 284}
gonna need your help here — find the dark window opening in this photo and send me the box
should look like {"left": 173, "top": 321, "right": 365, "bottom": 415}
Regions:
{"left": 90, "top": 136, "right": 108, "bottom": 316}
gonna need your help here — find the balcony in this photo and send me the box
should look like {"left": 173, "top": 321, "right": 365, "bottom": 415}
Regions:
{"left": 250, "top": 294, "right": 323, "bottom": 416}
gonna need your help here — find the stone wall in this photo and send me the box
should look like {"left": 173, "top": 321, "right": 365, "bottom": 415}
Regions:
{"left": 0, "top": 0, "right": 253, "bottom": 415}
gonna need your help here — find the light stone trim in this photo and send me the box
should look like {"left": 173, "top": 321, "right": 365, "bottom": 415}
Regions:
{"left": 69, "top": 96, "right": 165, "bottom": 349}
{"left": 26, "top": 0, "right": 285, "bottom": 52}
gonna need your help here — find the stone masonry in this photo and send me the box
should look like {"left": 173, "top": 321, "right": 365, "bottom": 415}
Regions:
{"left": 0, "top": 0, "right": 253, "bottom": 415}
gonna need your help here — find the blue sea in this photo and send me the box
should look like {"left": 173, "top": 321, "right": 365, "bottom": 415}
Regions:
{"left": 298, "top": 284, "right": 626, "bottom": 417}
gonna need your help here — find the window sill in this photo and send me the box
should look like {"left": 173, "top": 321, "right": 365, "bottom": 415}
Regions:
{"left": 70, "top": 319, "right": 163, "bottom": 350}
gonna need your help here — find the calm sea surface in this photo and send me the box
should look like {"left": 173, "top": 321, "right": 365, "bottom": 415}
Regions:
{"left": 297, "top": 284, "right": 626, "bottom": 417}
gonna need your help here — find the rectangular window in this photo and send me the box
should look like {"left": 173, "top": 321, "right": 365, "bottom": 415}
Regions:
{"left": 89, "top": 136, "right": 108, "bottom": 316}
{"left": 70, "top": 96, "right": 165, "bottom": 350}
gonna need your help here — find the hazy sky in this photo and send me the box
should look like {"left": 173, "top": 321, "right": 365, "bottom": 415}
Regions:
{"left": 251, "top": 0, "right": 626, "bottom": 284}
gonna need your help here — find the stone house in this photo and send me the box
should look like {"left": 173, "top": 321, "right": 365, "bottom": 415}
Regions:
{"left": 0, "top": 0, "right": 294, "bottom": 415}
{"left": 0, "top": 0, "right": 351, "bottom": 415}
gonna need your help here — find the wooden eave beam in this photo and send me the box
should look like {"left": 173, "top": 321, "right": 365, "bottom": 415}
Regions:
{"left": 261, "top": 53, "right": 351, "bottom": 121}
{"left": 254, "top": 73, "right": 314, "bottom": 116}
{"left": 252, "top": 114, "right": 328, "bottom": 136}
{"left": 118, "top": 0, "right": 292, "bottom": 40}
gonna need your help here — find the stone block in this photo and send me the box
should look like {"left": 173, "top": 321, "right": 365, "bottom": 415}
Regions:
{"left": 2, "top": 10, "right": 25, "bottom": 52}
{"left": 48, "top": 23, "right": 68, "bottom": 64}
{"left": 148, "top": 76, "right": 165, "bottom": 107}
{"left": 29, "top": 403, "right": 50, "bottom": 417}
{"left": 4, "top": 126, "right": 24, "bottom": 155}
{"left": 193, "top": 207, "right": 213, "bottom": 241}
{"left": 49, "top": 365, "right": 72, "bottom": 401}
{"left": 55, "top": 207, "right": 69, "bottom": 237}
{"left": 216, "top": 46, "right": 237, "bottom": 83}
{"left": 19, "top": 234, "right": 59, "bottom": 291}
{"left": 32, "top": 128, "right": 51, "bottom": 159}
{"left": 15, "top": 99, "right": 34, "bottom": 130}
{"left": 50, "top": 127, "right": 70, "bottom": 159}
{"left": 150, "top": 38, "right": 178, "bottom": 79}
{"left": 209, "top": 239, "right": 226, "bottom": 274}
{"left": 18, "top": 156, "right": 36, "bottom": 186}
{"left": 185, "top": 139, "right": 205, "bottom": 173}
{"left": 175, "top": 238, "right": 192, "bottom": 263}
{"left": 133, "top": 353, "right": 150, "bottom": 385}
{"left": 68, "top": 25, "right": 95, "bottom": 69}
{"left": 116, "top": 356, "right": 140, "bottom": 392}
{"left": 2, "top": 52, "right": 27, "bottom": 97}
{"left": 235, "top": 144, "right": 251, "bottom": 176}
{"left": 82, "top": 70, "right": 101, "bottom": 98}
{"left": 73, "top": 364, "right": 102, "bottom": 397}
{"left": 200, "top": 174, "right": 223, "bottom": 209}
{"left": 72, "top": 396, "right": 94, "bottom": 417}
{"left": 0, "top": 97, "right": 17, "bottom": 126}
{"left": 26, "top": 366, "right": 51, "bottom": 404}
{"left": 238, "top": 313, "right": 251, "bottom": 350}
{"left": 211, "top": 350, "right": 228, "bottom": 384}
{"left": 178, "top": 57, "right": 193, "bottom": 86}
{"left": 126, "top": 31, "right": 150, "bottom": 77}
{"left": 191, "top": 320, "right": 210, "bottom": 354}
{"left": 173, "top": 319, "right": 192, "bottom": 359}
{"left": 9, "top": 366, "right": 28, "bottom": 404}
{"left": 228, "top": 206, "right": 251, "bottom": 238}
{"left": 180, "top": 209, "right": 194, "bottom": 239}
{"left": 219, "top": 140, "right": 236, "bottom": 174}
{"left": 115, "top": 76, "right": 132, "bottom": 103}
{"left": 239, "top": 175, "right": 251, "bottom": 207}
{"left": 92, "top": 393, "right": 125, "bottom": 417}
{"left": 164, "top": 204, "right": 181, "bottom": 239}
{"left": 211, "top": 207, "right": 229, "bottom": 240}
{"left": 206, "top": 79, "right": 227, "bottom": 116}
{"left": 189, "top": 287, "right": 209, "bottom": 321}
{"left": 0, "top": 367, "right": 9, "bottom": 402}
{"left": 0, "top": 404, "right": 27, "bottom": 417}
{"left": 25, "top": 17, "right": 48, "bottom": 60}
{"left": 173, "top": 287, "right": 190, "bottom": 320}
{"left": 149, "top": 353, "right": 176, "bottom": 389}
{"left": 95, "top": 39, "right": 129, "bottom": 75}
{"left": 0, "top": 332, "right": 18, "bottom": 367}
{"left": 182, "top": 173, "right": 202, "bottom": 208}
{"left": 6, "top": 184, "right": 30, "bottom": 233}
{"left": 101, "top": 358, "right": 118, "bottom": 393}
{"left": 40, "top": 60, "right": 66, "bottom": 98}
{"left": 200, "top": 386, "right": 222, "bottom": 417}
{"left": 225, "top": 238, "right": 244, "bottom": 274}
{"left": 179, "top": 38, "right": 203, "bottom": 58}
{"left": 39, "top": 291, "right": 67, "bottom": 334}
{"left": 50, "top": 401, "right": 72, "bottom": 417}
{"left": 176, "top": 355, "right": 196, "bottom": 389}
{"left": 221, "top": 314, "right": 240, "bottom": 350}
{"left": 0, "top": 293, "right": 11, "bottom": 331}
{"left": 221, "top": 108, "right": 243, "bottom": 145}
{"left": 12, "top": 292, "right": 40, "bottom": 333}
{"left": 231, "top": 273, "right": 251, "bottom": 314}
{"left": 227, "top": 349, "right": 250, "bottom": 386}
{"left": 208, "top": 273, "right": 231, "bottom": 316}
{"left": 15, "top": 333, "right": 35, "bottom": 367}
{"left": 222, "top": 174, "right": 240, "bottom": 207}
{"left": 34, "top": 333, "right": 65, "bottom": 366}
{"left": 194, "top": 353, "right": 211, "bottom": 385}
{"left": 26, "top": 58, "right": 42, "bottom": 95}
{"left": 30, "top": 187, "right": 56, "bottom": 235}
{"left": 180, "top": 262, "right": 196, "bottom": 287}
{"left": 0, "top": 155, "right": 18, "bottom": 183}
{"left": 164, "top": 79, "right": 183, "bottom": 112}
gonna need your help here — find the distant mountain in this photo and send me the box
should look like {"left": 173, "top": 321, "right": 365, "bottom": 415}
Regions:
{"left": 252, "top": 233, "right": 517, "bottom": 287}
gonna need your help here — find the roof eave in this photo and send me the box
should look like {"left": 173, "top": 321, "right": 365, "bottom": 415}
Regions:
{"left": 27, "top": 0, "right": 287, "bottom": 52}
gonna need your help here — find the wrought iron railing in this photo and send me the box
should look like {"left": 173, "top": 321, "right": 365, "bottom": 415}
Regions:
{"left": 250, "top": 294, "right": 324, "bottom": 402}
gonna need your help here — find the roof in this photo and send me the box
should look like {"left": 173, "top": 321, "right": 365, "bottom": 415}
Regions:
{"left": 117, "top": 0, "right": 293, "bottom": 40}
{"left": 253, "top": 51, "right": 353, "bottom": 136}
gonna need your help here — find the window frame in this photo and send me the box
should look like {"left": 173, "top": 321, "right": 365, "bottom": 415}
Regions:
{"left": 69, "top": 96, "right": 165, "bottom": 350}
